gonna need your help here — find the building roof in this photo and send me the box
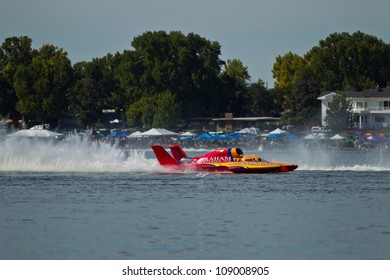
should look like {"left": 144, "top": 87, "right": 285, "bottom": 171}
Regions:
{"left": 211, "top": 116, "right": 280, "bottom": 121}
{"left": 319, "top": 87, "right": 390, "bottom": 99}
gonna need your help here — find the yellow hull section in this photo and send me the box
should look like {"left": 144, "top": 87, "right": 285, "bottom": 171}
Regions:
{"left": 196, "top": 161, "right": 286, "bottom": 173}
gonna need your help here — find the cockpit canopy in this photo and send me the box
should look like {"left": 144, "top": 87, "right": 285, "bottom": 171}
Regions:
{"left": 230, "top": 148, "right": 243, "bottom": 158}
{"left": 194, "top": 147, "right": 263, "bottom": 164}
{"left": 241, "top": 155, "right": 260, "bottom": 162}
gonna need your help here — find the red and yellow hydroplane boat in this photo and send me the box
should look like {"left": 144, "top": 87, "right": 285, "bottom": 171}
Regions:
{"left": 151, "top": 144, "right": 298, "bottom": 173}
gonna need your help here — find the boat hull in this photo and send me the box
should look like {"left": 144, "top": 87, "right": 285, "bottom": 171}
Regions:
{"left": 195, "top": 162, "right": 295, "bottom": 173}
{"left": 151, "top": 144, "right": 298, "bottom": 174}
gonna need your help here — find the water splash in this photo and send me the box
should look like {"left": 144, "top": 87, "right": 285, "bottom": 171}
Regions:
{"left": 257, "top": 145, "right": 390, "bottom": 172}
{"left": 298, "top": 164, "right": 390, "bottom": 172}
{"left": 0, "top": 135, "right": 162, "bottom": 173}
{"left": 1, "top": 137, "right": 390, "bottom": 173}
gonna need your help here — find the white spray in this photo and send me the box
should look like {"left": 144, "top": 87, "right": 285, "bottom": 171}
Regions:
{"left": 0, "top": 135, "right": 162, "bottom": 172}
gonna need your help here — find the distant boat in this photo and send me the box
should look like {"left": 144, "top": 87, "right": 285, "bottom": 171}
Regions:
{"left": 6, "top": 125, "right": 64, "bottom": 140}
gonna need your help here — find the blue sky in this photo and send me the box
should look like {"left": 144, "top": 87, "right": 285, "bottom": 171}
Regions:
{"left": 1, "top": 0, "right": 389, "bottom": 86}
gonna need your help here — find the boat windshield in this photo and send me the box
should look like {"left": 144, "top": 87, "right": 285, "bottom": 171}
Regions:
{"left": 242, "top": 155, "right": 261, "bottom": 162}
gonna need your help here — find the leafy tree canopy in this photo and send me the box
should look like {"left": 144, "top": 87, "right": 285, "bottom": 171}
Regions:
{"left": 306, "top": 31, "right": 390, "bottom": 91}
{"left": 121, "top": 31, "right": 223, "bottom": 119}
{"left": 219, "top": 59, "right": 251, "bottom": 116}
{"left": 324, "top": 92, "right": 353, "bottom": 133}
{"left": 272, "top": 31, "right": 390, "bottom": 126}
{"left": 1, "top": 30, "right": 390, "bottom": 130}
{"left": 13, "top": 44, "right": 73, "bottom": 121}
{"left": 0, "top": 36, "right": 35, "bottom": 118}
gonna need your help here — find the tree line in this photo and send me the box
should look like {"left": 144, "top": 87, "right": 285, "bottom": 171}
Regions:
{"left": 1, "top": 30, "right": 389, "bottom": 130}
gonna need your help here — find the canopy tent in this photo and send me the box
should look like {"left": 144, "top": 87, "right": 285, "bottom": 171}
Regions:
{"left": 303, "top": 134, "right": 317, "bottom": 140}
{"left": 107, "top": 131, "right": 130, "bottom": 137}
{"left": 109, "top": 119, "right": 121, "bottom": 124}
{"left": 128, "top": 131, "right": 142, "bottom": 138}
{"left": 174, "top": 135, "right": 196, "bottom": 141}
{"left": 329, "top": 134, "right": 345, "bottom": 140}
{"left": 7, "top": 128, "right": 63, "bottom": 139}
{"left": 351, "top": 131, "right": 363, "bottom": 136}
{"left": 265, "top": 133, "right": 281, "bottom": 139}
{"left": 266, "top": 128, "right": 288, "bottom": 139}
{"left": 141, "top": 128, "right": 178, "bottom": 136}
{"left": 268, "top": 128, "right": 287, "bottom": 135}
{"left": 240, "top": 133, "right": 259, "bottom": 139}
{"left": 286, "top": 133, "right": 300, "bottom": 139}
{"left": 236, "top": 127, "right": 260, "bottom": 135}
{"left": 180, "top": 131, "right": 197, "bottom": 136}
{"left": 196, "top": 133, "right": 236, "bottom": 140}
{"left": 365, "top": 136, "right": 380, "bottom": 142}
{"left": 304, "top": 133, "right": 328, "bottom": 140}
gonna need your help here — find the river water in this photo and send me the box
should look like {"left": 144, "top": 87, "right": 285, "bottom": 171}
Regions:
{"left": 1, "top": 136, "right": 390, "bottom": 259}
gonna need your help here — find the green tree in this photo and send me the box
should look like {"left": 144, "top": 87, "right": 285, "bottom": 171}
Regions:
{"left": 307, "top": 31, "right": 390, "bottom": 91}
{"left": 272, "top": 51, "right": 308, "bottom": 123}
{"left": 273, "top": 52, "right": 305, "bottom": 92}
{"left": 287, "top": 66, "right": 321, "bottom": 124}
{"left": 245, "top": 79, "right": 279, "bottom": 116}
{"left": 68, "top": 55, "right": 119, "bottom": 126}
{"left": 13, "top": 44, "right": 73, "bottom": 122}
{"left": 0, "top": 36, "right": 35, "bottom": 118}
{"left": 126, "top": 91, "right": 181, "bottom": 130}
{"left": 324, "top": 92, "right": 352, "bottom": 133}
{"left": 152, "top": 91, "right": 182, "bottom": 128}
{"left": 126, "top": 95, "right": 155, "bottom": 129}
{"left": 272, "top": 31, "right": 390, "bottom": 126}
{"left": 220, "top": 59, "right": 250, "bottom": 116}
{"left": 119, "top": 31, "right": 223, "bottom": 123}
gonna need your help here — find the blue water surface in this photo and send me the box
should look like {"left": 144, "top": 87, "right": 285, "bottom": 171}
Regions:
{"left": 1, "top": 169, "right": 390, "bottom": 260}
{"left": 1, "top": 138, "right": 390, "bottom": 259}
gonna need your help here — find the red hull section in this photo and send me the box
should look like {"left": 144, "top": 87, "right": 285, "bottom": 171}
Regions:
{"left": 151, "top": 144, "right": 298, "bottom": 174}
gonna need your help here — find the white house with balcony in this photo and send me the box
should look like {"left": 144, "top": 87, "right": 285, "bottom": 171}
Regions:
{"left": 318, "top": 87, "right": 390, "bottom": 129}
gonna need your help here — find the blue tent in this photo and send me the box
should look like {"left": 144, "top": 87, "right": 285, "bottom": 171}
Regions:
{"left": 286, "top": 133, "right": 300, "bottom": 139}
{"left": 351, "top": 131, "right": 363, "bottom": 136}
{"left": 196, "top": 133, "right": 236, "bottom": 140}
{"left": 265, "top": 133, "right": 281, "bottom": 139}
{"left": 107, "top": 131, "right": 130, "bottom": 137}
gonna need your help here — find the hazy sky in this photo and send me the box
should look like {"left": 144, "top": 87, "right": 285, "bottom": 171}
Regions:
{"left": 1, "top": 0, "right": 389, "bottom": 86}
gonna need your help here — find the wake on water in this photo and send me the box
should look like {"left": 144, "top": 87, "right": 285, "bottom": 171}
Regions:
{"left": 0, "top": 135, "right": 390, "bottom": 172}
{"left": 279, "top": 145, "right": 390, "bottom": 172}
{"left": 0, "top": 135, "right": 161, "bottom": 173}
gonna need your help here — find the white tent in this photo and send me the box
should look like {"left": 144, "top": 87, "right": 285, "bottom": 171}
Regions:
{"left": 304, "top": 133, "right": 328, "bottom": 140}
{"left": 7, "top": 129, "right": 63, "bottom": 139}
{"left": 128, "top": 131, "right": 142, "bottom": 138}
{"left": 304, "top": 133, "right": 317, "bottom": 140}
{"left": 329, "top": 134, "right": 345, "bottom": 140}
{"left": 109, "top": 119, "right": 120, "bottom": 124}
{"left": 141, "top": 128, "right": 178, "bottom": 136}
{"left": 180, "top": 131, "right": 196, "bottom": 136}
{"left": 237, "top": 127, "right": 260, "bottom": 135}
{"left": 268, "top": 128, "right": 287, "bottom": 135}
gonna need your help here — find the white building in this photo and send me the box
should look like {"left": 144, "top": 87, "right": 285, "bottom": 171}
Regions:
{"left": 318, "top": 87, "right": 390, "bottom": 129}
